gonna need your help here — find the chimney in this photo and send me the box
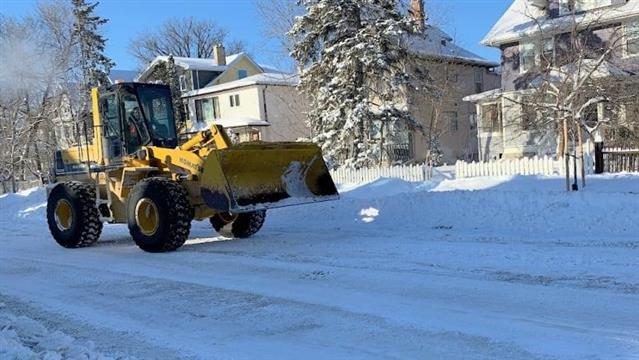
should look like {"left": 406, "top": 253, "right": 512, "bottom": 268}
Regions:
{"left": 409, "top": 0, "right": 425, "bottom": 33}
{"left": 213, "top": 44, "right": 226, "bottom": 66}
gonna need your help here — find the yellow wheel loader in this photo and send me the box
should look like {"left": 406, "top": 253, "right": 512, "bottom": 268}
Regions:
{"left": 46, "top": 83, "right": 338, "bottom": 252}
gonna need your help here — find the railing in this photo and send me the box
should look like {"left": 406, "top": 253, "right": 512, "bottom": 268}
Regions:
{"left": 455, "top": 155, "right": 594, "bottom": 179}
{"left": 603, "top": 148, "right": 639, "bottom": 173}
{"left": 330, "top": 164, "right": 431, "bottom": 185}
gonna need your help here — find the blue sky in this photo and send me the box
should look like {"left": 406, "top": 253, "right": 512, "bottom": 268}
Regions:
{"left": 2, "top": 0, "right": 511, "bottom": 71}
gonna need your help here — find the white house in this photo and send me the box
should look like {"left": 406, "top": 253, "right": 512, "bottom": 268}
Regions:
{"left": 136, "top": 46, "right": 309, "bottom": 142}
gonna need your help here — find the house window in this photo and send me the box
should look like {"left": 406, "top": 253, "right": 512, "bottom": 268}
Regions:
{"left": 179, "top": 75, "right": 187, "bottom": 91}
{"left": 474, "top": 68, "right": 483, "bottom": 93}
{"left": 521, "top": 103, "right": 536, "bottom": 131}
{"left": 237, "top": 69, "right": 248, "bottom": 79}
{"left": 445, "top": 112, "right": 459, "bottom": 132}
{"left": 230, "top": 94, "right": 240, "bottom": 107}
{"left": 195, "top": 97, "right": 220, "bottom": 122}
{"left": 481, "top": 103, "right": 502, "bottom": 132}
{"left": 625, "top": 20, "right": 639, "bottom": 58}
{"left": 541, "top": 37, "right": 555, "bottom": 67}
{"left": 519, "top": 38, "right": 554, "bottom": 73}
{"left": 519, "top": 41, "right": 536, "bottom": 73}
{"left": 559, "top": 0, "right": 612, "bottom": 14}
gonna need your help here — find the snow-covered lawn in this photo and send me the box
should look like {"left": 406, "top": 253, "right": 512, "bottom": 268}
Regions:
{"left": 1, "top": 174, "right": 638, "bottom": 359}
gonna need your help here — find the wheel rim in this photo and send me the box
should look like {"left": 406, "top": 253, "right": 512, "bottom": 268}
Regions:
{"left": 135, "top": 198, "right": 160, "bottom": 236}
{"left": 54, "top": 199, "right": 73, "bottom": 231}
{"left": 218, "top": 212, "right": 238, "bottom": 224}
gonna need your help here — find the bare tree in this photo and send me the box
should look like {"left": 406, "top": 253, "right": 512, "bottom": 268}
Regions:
{"left": 504, "top": 5, "right": 638, "bottom": 190}
{"left": 129, "top": 17, "right": 246, "bottom": 67}
{"left": 0, "top": 1, "right": 91, "bottom": 192}
{"left": 255, "top": 0, "right": 303, "bottom": 69}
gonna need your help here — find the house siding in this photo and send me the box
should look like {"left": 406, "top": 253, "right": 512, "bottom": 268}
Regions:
{"left": 211, "top": 57, "right": 262, "bottom": 85}
{"left": 260, "top": 85, "right": 310, "bottom": 142}
{"left": 408, "top": 59, "right": 500, "bottom": 163}
{"left": 500, "top": 43, "right": 520, "bottom": 91}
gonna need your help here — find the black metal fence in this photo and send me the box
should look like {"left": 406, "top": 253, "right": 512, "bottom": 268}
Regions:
{"left": 603, "top": 148, "right": 639, "bottom": 173}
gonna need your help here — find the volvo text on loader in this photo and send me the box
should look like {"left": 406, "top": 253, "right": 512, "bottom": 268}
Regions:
{"left": 46, "top": 83, "right": 338, "bottom": 252}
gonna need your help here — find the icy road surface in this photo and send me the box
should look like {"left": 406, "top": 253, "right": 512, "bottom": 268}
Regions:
{"left": 1, "top": 174, "right": 638, "bottom": 359}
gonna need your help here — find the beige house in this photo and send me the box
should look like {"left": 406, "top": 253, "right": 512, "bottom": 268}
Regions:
{"left": 137, "top": 46, "right": 308, "bottom": 142}
{"left": 402, "top": 38, "right": 501, "bottom": 163}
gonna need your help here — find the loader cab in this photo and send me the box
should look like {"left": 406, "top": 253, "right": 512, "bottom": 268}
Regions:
{"left": 99, "top": 83, "right": 178, "bottom": 164}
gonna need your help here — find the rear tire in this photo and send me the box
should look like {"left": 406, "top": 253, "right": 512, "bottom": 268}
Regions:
{"left": 127, "top": 178, "right": 192, "bottom": 252}
{"left": 210, "top": 210, "right": 266, "bottom": 238}
{"left": 46, "top": 182, "right": 103, "bottom": 248}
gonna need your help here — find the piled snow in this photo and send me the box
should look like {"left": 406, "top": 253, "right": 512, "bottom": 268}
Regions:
{"left": 271, "top": 173, "right": 639, "bottom": 240}
{"left": 0, "top": 304, "right": 119, "bottom": 359}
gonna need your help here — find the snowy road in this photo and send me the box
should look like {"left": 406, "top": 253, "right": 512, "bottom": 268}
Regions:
{"left": 1, "top": 175, "right": 638, "bottom": 359}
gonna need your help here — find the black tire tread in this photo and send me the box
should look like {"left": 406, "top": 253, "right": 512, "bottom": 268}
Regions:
{"left": 210, "top": 210, "right": 266, "bottom": 238}
{"left": 46, "top": 181, "right": 103, "bottom": 248}
{"left": 128, "top": 177, "right": 191, "bottom": 252}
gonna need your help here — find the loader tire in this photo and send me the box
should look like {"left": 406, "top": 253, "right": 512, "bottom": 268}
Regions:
{"left": 46, "top": 181, "right": 103, "bottom": 248}
{"left": 210, "top": 210, "right": 266, "bottom": 238}
{"left": 127, "top": 178, "right": 192, "bottom": 252}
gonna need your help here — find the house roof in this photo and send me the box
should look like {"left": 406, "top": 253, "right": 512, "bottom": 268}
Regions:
{"left": 462, "top": 88, "right": 503, "bottom": 103}
{"left": 189, "top": 117, "right": 270, "bottom": 132}
{"left": 408, "top": 25, "right": 499, "bottom": 67}
{"left": 183, "top": 72, "right": 299, "bottom": 98}
{"left": 108, "top": 70, "right": 138, "bottom": 84}
{"left": 482, "top": 0, "right": 639, "bottom": 47}
{"left": 136, "top": 52, "right": 251, "bottom": 81}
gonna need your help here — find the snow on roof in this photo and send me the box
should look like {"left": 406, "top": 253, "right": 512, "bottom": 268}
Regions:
{"left": 258, "top": 63, "right": 288, "bottom": 74}
{"left": 136, "top": 53, "right": 246, "bottom": 81}
{"left": 408, "top": 25, "right": 499, "bottom": 67}
{"left": 462, "top": 88, "right": 503, "bottom": 103}
{"left": 483, "top": 0, "right": 639, "bottom": 47}
{"left": 183, "top": 72, "right": 299, "bottom": 97}
{"left": 108, "top": 69, "right": 138, "bottom": 84}
{"left": 189, "top": 117, "right": 270, "bottom": 132}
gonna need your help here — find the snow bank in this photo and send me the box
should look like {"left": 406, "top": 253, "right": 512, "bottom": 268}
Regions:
{"left": 0, "top": 303, "right": 121, "bottom": 360}
{"left": 270, "top": 174, "right": 639, "bottom": 240}
{"left": 0, "top": 187, "right": 47, "bottom": 224}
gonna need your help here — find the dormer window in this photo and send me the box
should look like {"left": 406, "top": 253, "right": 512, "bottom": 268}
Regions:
{"left": 559, "top": 0, "right": 612, "bottom": 15}
{"left": 519, "top": 37, "right": 554, "bottom": 73}
{"left": 237, "top": 69, "right": 248, "bottom": 79}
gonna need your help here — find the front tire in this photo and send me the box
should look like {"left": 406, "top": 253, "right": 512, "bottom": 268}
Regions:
{"left": 46, "top": 182, "right": 103, "bottom": 248}
{"left": 210, "top": 210, "right": 266, "bottom": 238}
{"left": 127, "top": 178, "right": 192, "bottom": 252}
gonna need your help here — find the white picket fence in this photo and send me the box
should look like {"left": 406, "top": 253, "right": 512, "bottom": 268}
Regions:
{"left": 455, "top": 155, "right": 594, "bottom": 179}
{"left": 330, "top": 164, "right": 431, "bottom": 185}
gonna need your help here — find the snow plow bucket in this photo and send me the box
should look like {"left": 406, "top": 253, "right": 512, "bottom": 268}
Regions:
{"left": 199, "top": 142, "right": 339, "bottom": 213}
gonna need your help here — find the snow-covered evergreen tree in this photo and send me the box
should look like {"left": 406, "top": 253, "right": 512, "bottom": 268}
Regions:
{"left": 153, "top": 55, "right": 186, "bottom": 131}
{"left": 71, "top": 0, "right": 114, "bottom": 90}
{"left": 290, "top": 0, "right": 418, "bottom": 168}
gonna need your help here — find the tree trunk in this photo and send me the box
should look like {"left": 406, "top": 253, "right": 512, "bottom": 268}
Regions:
{"left": 563, "top": 116, "right": 570, "bottom": 191}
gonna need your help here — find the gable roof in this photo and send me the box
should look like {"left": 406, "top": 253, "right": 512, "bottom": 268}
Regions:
{"left": 136, "top": 52, "right": 256, "bottom": 81}
{"left": 183, "top": 72, "right": 299, "bottom": 98}
{"left": 408, "top": 25, "right": 499, "bottom": 67}
{"left": 483, "top": 0, "right": 639, "bottom": 47}
{"left": 108, "top": 69, "right": 138, "bottom": 84}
